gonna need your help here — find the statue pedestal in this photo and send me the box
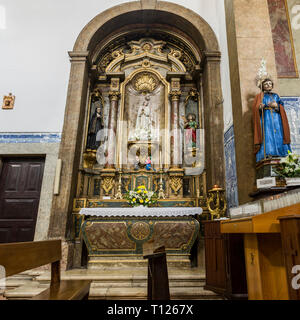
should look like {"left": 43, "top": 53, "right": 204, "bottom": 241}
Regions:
{"left": 256, "top": 158, "right": 282, "bottom": 179}
{"left": 250, "top": 158, "right": 286, "bottom": 200}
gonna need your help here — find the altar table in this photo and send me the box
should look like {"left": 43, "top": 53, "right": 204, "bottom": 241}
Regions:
{"left": 75, "top": 207, "right": 202, "bottom": 268}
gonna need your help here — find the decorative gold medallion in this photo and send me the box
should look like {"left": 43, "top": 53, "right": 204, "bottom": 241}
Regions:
{"left": 130, "top": 222, "right": 150, "bottom": 240}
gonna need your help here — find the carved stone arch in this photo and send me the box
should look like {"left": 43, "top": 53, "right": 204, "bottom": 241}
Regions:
{"left": 74, "top": 1, "right": 219, "bottom": 54}
{"left": 48, "top": 1, "right": 225, "bottom": 242}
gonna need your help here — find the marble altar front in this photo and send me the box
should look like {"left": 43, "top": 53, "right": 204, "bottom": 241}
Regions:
{"left": 75, "top": 207, "right": 202, "bottom": 269}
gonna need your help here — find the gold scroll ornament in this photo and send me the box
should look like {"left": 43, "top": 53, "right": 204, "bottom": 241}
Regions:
{"left": 169, "top": 176, "right": 183, "bottom": 196}
{"left": 207, "top": 185, "right": 227, "bottom": 220}
{"left": 102, "top": 177, "right": 115, "bottom": 196}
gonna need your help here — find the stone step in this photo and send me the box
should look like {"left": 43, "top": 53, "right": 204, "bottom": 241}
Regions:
{"left": 36, "top": 269, "right": 206, "bottom": 281}
{"left": 89, "top": 287, "right": 223, "bottom": 300}
{"left": 36, "top": 273, "right": 205, "bottom": 288}
{"left": 5, "top": 283, "right": 222, "bottom": 300}
{"left": 89, "top": 280, "right": 205, "bottom": 288}
{"left": 4, "top": 282, "right": 49, "bottom": 300}
{"left": 4, "top": 268, "right": 223, "bottom": 300}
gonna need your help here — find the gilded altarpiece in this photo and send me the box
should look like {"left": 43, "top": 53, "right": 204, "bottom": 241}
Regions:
{"left": 73, "top": 34, "right": 208, "bottom": 267}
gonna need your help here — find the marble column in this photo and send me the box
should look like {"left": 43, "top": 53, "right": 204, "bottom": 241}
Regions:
{"left": 170, "top": 90, "right": 182, "bottom": 169}
{"left": 105, "top": 91, "right": 120, "bottom": 169}
{"left": 48, "top": 51, "right": 89, "bottom": 241}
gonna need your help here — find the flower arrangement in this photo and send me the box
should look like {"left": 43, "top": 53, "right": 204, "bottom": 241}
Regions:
{"left": 125, "top": 185, "right": 158, "bottom": 207}
{"left": 275, "top": 151, "right": 300, "bottom": 178}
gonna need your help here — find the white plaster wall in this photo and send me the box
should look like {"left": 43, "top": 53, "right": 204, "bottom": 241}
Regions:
{"left": 0, "top": 0, "right": 233, "bottom": 132}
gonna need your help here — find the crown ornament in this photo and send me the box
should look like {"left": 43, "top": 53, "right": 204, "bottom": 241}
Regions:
{"left": 255, "top": 58, "right": 273, "bottom": 89}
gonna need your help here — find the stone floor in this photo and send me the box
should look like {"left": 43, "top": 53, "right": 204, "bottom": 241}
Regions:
{"left": 3, "top": 267, "right": 223, "bottom": 300}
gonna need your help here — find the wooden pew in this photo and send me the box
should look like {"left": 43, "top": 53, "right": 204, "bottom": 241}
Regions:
{"left": 0, "top": 240, "right": 91, "bottom": 300}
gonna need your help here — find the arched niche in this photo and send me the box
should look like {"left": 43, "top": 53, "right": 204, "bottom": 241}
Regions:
{"left": 48, "top": 1, "right": 225, "bottom": 240}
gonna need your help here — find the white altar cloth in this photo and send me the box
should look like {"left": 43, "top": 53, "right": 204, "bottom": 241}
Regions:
{"left": 79, "top": 207, "right": 203, "bottom": 217}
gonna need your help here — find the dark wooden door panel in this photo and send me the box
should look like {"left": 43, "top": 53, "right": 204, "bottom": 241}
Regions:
{"left": 0, "top": 161, "right": 44, "bottom": 199}
{"left": 0, "top": 158, "right": 45, "bottom": 243}
{"left": 24, "top": 164, "right": 43, "bottom": 192}
{"left": 0, "top": 227, "right": 13, "bottom": 243}
{"left": 2, "top": 164, "right": 22, "bottom": 192}
{"left": 0, "top": 199, "right": 39, "bottom": 219}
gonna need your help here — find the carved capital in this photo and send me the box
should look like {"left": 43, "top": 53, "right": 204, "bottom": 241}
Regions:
{"left": 109, "top": 91, "right": 121, "bottom": 101}
{"left": 68, "top": 51, "right": 89, "bottom": 63}
{"left": 169, "top": 90, "right": 182, "bottom": 101}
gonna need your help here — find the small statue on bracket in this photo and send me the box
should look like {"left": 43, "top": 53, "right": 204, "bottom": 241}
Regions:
{"left": 184, "top": 113, "right": 198, "bottom": 148}
{"left": 145, "top": 156, "right": 156, "bottom": 171}
{"left": 134, "top": 155, "right": 140, "bottom": 171}
{"left": 86, "top": 106, "right": 104, "bottom": 150}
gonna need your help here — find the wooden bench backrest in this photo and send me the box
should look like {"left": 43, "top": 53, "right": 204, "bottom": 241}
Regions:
{"left": 0, "top": 240, "right": 61, "bottom": 278}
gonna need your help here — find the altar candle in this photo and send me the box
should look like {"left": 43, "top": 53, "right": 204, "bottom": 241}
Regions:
{"left": 119, "top": 148, "right": 122, "bottom": 169}
{"left": 159, "top": 151, "right": 162, "bottom": 169}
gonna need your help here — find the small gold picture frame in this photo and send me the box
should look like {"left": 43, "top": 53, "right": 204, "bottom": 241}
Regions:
{"left": 2, "top": 93, "right": 15, "bottom": 110}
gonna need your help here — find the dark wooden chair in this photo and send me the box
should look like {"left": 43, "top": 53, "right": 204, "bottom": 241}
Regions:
{"left": 0, "top": 240, "right": 91, "bottom": 300}
{"left": 143, "top": 244, "right": 170, "bottom": 300}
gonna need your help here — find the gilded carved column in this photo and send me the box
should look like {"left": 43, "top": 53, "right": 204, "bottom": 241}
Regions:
{"left": 169, "top": 78, "right": 183, "bottom": 198}
{"left": 169, "top": 77, "right": 182, "bottom": 169}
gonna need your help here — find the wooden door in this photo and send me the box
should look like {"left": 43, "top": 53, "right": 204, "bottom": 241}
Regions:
{"left": 204, "top": 221, "right": 227, "bottom": 294}
{"left": 0, "top": 158, "right": 45, "bottom": 243}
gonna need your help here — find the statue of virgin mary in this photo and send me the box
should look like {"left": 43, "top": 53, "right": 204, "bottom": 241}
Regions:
{"left": 134, "top": 97, "right": 152, "bottom": 140}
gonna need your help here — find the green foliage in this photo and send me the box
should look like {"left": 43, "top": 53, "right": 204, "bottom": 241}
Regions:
{"left": 275, "top": 151, "right": 300, "bottom": 178}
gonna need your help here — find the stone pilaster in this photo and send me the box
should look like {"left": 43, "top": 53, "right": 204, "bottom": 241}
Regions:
{"left": 202, "top": 51, "right": 225, "bottom": 190}
{"left": 224, "top": 0, "right": 278, "bottom": 204}
{"left": 48, "top": 51, "right": 89, "bottom": 240}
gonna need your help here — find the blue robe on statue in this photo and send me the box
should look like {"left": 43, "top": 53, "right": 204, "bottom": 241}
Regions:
{"left": 256, "top": 93, "right": 291, "bottom": 162}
